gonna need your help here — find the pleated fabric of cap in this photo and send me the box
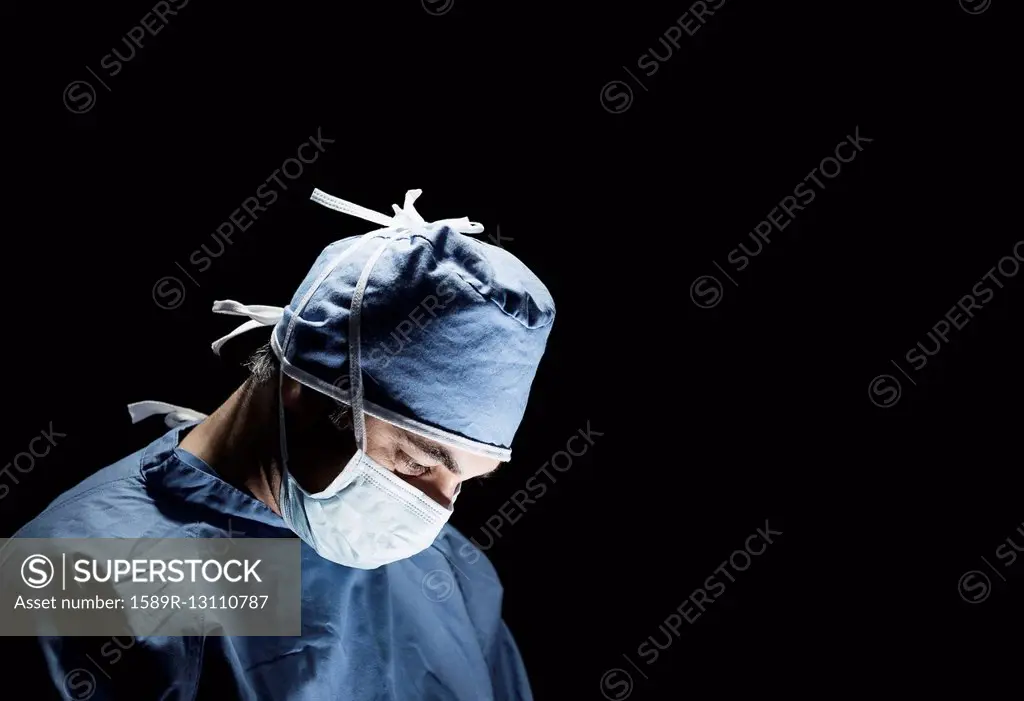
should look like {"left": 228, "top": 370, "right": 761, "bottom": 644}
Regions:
{"left": 209, "top": 188, "right": 555, "bottom": 460}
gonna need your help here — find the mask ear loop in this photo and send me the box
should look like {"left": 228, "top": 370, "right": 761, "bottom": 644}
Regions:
{"left": 278, "top": 370, "right": 290, "bottom": 472}
{"left": 348, "top": 239, "right": 394, "bottom": 452}
{"left": 348, "top": 238, "right": 463, "bottom": 515}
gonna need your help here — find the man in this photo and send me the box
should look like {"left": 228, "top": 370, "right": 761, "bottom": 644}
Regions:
{"left": 12, "top": 188, "right": 555, "bottom": 700}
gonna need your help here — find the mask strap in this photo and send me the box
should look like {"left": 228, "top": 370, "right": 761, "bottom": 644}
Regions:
{"left": 314, "top": 187, "right": 483, "bottom": 452}
{"left": 277, "top": 370, "right": 290, "bottom": 470}
{"left": 348, "top": 239, "right": 393, "bottom": 452}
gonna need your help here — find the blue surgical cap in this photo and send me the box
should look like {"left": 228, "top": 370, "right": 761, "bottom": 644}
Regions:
{"left": 210, "top": 188, "right": 555, "bottom": 460}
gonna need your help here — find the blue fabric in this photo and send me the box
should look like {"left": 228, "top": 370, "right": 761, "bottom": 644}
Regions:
{"left": 12, "top": 424, "right": 532, "bottom": 701}
{"left": 275, "top": 227, "right": 554, "bottom": 453}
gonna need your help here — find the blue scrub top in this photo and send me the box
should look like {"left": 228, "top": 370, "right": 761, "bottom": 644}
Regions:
{"left": 12, "top": 423, "right": 533, "bottom": 701}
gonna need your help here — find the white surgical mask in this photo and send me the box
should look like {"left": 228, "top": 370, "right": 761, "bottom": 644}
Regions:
{"left": 275, "top": 373, "right": 458, "bottom": 569}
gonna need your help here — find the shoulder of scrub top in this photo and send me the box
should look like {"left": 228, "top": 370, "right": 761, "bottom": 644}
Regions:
{"left": 11, "top": 444, "right": 187, "bottom": 540}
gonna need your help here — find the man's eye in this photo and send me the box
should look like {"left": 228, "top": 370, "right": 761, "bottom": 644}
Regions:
{"left": 398, "top": 453, "right": 435, "bottom": 477}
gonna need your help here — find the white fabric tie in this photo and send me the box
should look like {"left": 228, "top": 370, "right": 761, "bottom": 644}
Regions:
{"left": 208, "top": 188, "right": 482, "bottom": 361}
{"left": 310, "top": 188, "right": 485, "bottom": 236}
{"left": 127, "top": 401, "right": 208, "bottom": 428}
{"left": 210, "top": 300, "right": 285, "bottom": 356}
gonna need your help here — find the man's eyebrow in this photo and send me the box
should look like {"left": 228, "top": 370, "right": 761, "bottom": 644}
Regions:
{"left": 403, "top": 433, "right": 462, "bottom": 476}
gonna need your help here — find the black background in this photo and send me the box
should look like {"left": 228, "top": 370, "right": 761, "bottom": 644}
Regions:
{"left": 2, "top": 0, "right": 1021, "bottom": 698}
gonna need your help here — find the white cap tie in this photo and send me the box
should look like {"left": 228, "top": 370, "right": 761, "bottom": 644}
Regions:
{"left": 127, "top": 401, "right": 208, "bottom": 428}
{"left": 210, "top": 300, "right": 285, "bottom": 356}
{"left": 206, "top": 189, "right": 483, "bottom": 361}
{"left": 310, "top": 188, "right": 484, "bottom": 236}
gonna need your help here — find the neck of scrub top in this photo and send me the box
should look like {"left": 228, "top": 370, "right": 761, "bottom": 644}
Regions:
{"left": 134, "top": 390, "right": 285, "bottom": 504}
{"left": 129, "top": 403, "right": 289, "bottom": 529}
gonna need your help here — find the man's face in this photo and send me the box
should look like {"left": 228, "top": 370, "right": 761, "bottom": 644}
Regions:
{"left": 281, "top": 378, "right": 500, "bottom": 506}
{"left": 364, "top": 416, "right": 501, "bottom": 506}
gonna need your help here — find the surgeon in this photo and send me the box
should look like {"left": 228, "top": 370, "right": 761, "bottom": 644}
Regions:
{"left": 11, "top": 187, "right": 555, "bottom": 700}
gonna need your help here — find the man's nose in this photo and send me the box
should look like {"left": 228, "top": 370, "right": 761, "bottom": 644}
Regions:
{"left": 417, "top": 470, "right": 461, "bottom": 508}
